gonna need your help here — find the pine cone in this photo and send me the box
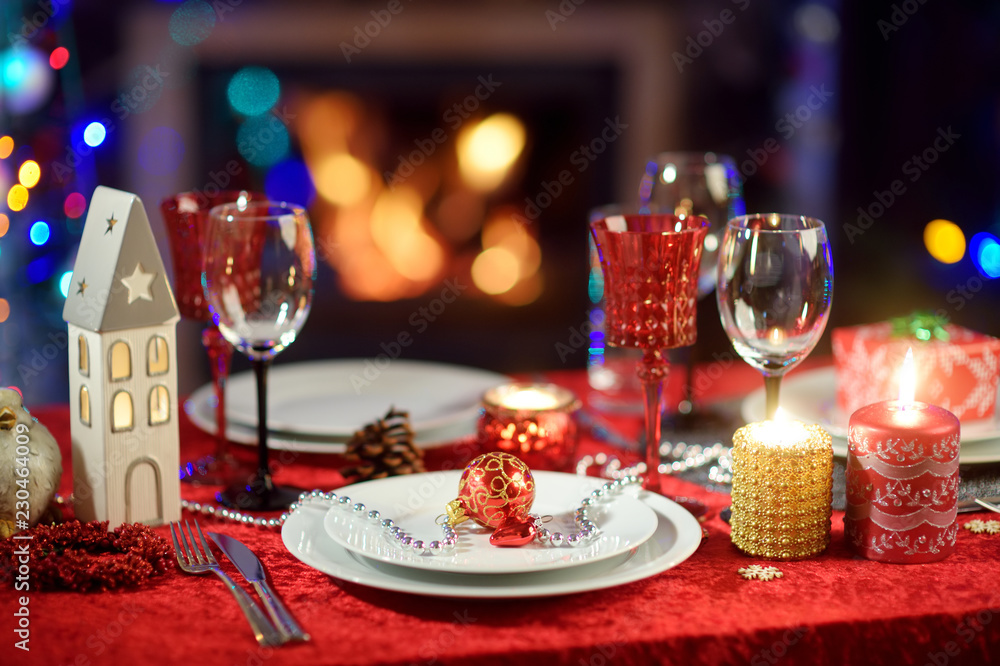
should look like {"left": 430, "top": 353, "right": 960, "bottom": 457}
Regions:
{"left": 342, "top": 408, "right": 426, "bottom": 481}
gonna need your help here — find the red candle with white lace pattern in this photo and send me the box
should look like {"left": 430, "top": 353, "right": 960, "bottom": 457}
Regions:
{"left": 844, "top": 350, "right": 960, "bottom": 563}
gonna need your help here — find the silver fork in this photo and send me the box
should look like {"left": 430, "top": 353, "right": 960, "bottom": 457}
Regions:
{"left": 170, "top": 520, "right": 285, "bottom": 647}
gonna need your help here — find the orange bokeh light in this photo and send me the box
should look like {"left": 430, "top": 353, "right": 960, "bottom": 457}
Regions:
{"left": 7, "top": 185, "right": 29, "bottom": 211}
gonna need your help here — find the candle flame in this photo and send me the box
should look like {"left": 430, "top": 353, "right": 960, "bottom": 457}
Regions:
{"left": 754, "top": 410, "right": 811, "bottom": 447}
{"left": 898, "top": 347, "right": 916, "bottom": 406}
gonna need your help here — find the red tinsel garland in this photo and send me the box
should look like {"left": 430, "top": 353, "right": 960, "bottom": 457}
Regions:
{"left": 0, "top": 520, "right": 173, "bottom": 592}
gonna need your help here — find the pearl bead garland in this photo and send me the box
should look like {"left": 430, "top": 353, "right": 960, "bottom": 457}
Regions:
{"left": 179, "top": 474, "right": 645, "bottom": 553}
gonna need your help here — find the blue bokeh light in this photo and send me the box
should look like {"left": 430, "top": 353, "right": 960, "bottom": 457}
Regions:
{"left": 981, "top": 244, "right": 1000, "bottom": 279}
{"left": 59, "top": 271, "right": 73, "bottom": 298}
{"left": 265, "top": 158, "right": 316, "bottom": 207}
{"left": 138, "top": 126, "right": 185, "bottom": 175}
{"left": 237, "top": 115, "right": 289, "bottom": 168}
{"left": 27, "top": 256, "right": 54, "bottom": 284}
{"left": 169, "top": 0, "right": 216, "bottom": 46}
{"left": 29, "top": 220, "right": 50, "bottom": 245}
{"left": 970, "top": 232, "right": 1000, "bottom": 279}
{"left": 83, "top": 121, "right": 106, "bottom": 147}
{"left": 227, "top": 67, "right": 280, "bottom": 116}
{"left": 1, "top": 47, "right": 54, "bottom": 114}
{"left": 587, "top": 266, "right": 604, "bottom": 303}
{"left": 3, "top": 51, "right": 27, "bottom": 88}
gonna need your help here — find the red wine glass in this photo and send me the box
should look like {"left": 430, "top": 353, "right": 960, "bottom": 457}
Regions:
{"left": 590, "top": 213, "right": 709, "bottom": 493}
{"left": 161, "top": 190, "right": 264, "bottom": 485}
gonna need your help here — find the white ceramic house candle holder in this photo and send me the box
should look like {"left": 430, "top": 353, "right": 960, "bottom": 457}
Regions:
{"left": 63, "top": 186, "right": 181, "bottom": 528}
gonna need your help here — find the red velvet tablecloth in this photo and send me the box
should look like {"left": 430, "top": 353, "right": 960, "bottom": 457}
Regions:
{"left": 4, "top": 363, "right": 1000, "bottom": 666}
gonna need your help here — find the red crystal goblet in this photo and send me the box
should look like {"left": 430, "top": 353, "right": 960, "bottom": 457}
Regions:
{"left": 161, "top": 190, "right": 265, "bottom": 485}
{"left": 590, "top": 214, "right": 709, "bottom": 493}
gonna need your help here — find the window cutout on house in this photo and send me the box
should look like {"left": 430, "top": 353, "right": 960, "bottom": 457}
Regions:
{"left": 110, "top": 341, "right": 131, "bottom": 381}
{"left": 147, "top": 336, "right": 169, "bottom": 376}
{"left": 112, "top": 391, "right": 133, "bottom": 432}
{"left": 79, "top": 335, "right": 89, "bottom": 377}
{"left": 149, "top": 385, "right": 170, "bottom": 425}
{"left": 80, "top": 386, "right": 91, "bottom": 426}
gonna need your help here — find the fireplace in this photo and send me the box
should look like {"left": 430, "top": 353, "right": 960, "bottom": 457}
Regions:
{"left": 121, "top": 3, "right": 680, "bottom": 390}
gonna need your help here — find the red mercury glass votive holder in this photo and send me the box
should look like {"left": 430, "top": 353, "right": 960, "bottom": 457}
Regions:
{"left": 478, "top": 383, "right": 581, "bottom": 472}
{"left": 844, "top": 400, "right": 960, "bottom": 563}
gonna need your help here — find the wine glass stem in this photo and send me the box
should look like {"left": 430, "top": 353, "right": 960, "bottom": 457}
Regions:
{"left": 641, "top": 372, "right": 666, "bottom": 493}
{"left": 253, "top": 357, "right": 273, "bottom": 481}
{"left": 764, "top": 374, "right": 781, "bottom": 420}
{"left": 682, "top": 347, "right": 695, "bottom": 411}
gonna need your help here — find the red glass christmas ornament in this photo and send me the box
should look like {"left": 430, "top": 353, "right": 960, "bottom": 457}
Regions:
{"left": 456, "top": 452, "right": 535, "bottom": 529}
{"left": 489, "top": 517, "right": 538, "bottom": 547}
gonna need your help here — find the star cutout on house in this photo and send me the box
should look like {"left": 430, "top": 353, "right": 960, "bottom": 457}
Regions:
{"left": 105, "top": 214, "right": 118, "bottom": 234}
{"left": 120, "top": 263, "right": 155, "bottom": 304}
{"left": 76, "top": 278, "right": 88, "bottom": 295}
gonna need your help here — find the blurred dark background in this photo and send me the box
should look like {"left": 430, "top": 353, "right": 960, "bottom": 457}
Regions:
{"left": 1, "top": 0, "right": 999, "bottom": 405}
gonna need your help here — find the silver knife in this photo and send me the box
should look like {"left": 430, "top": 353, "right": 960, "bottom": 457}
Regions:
{"left": 209, "top": 532, "right": 311, "bottom": 643}
{"left": 959, "top": 496, "right": 1000, "bottom": 513}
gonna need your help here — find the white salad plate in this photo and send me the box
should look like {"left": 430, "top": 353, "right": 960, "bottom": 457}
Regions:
{"left": 282, "top": 475, "right": 702, "bottom": 598}
{"left": 323, "top": 471, "right": 659, "bottom": 575}
{"left": 741, "top": 367, "right": 1000, "bottom": 462}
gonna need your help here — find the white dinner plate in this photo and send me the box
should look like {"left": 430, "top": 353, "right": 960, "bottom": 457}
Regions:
{"left": 220, "top": 359, "right": 508, "bottom": 437}
{"left": 184, "top": 397, "right": 465, "bottom": 454}
{"left": 187, "top": 359, "right": 509, "bottom": 452}
{"left": 741, "top": 367, "right": 1000, "bottom": 462}
{"left": 282, "top": 485, "right": 702, "bottom": 598}
{"left": 323, "top": 471, "right": 658, "bottom": 574}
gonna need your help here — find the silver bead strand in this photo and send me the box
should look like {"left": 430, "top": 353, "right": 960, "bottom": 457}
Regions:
{"left": 180, "top": 488, "right": 341, "bottom": 531}
{"left": 178, "top": 475, "right": 645, "bottom": 548}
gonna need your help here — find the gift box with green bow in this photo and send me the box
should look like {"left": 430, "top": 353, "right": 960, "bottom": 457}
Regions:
{"left": 833, "top": 314, "right": 1000, "bottom": 422}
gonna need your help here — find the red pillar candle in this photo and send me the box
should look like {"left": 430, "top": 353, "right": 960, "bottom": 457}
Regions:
{"left": 844, "top": 399, "right": 960, "bottom": 563}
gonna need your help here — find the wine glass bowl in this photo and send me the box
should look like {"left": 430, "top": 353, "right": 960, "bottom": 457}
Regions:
{"left": 163, "top": 191, "right": 261, "bottom": 319}
{"left": 716, "top": 213, "right": 834, "bottom": 418}
{"left": 203, "top": 201, "right": 316, "bottom": 510}
{"left": 594, "top": 215, "right": 707, "bottom": 353}
{"left": 590, "top": 213, "right": 709, "bottom": 491}
{"left": 638, "top": 153, "right": 744, "bottom": 298}
{"left": 206, "top": 202, "right": 314, "bottom": 361}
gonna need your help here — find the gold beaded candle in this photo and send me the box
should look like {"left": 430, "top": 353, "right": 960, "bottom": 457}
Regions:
{"left": 730, "top": 420, "right": 834, "bottom": 559}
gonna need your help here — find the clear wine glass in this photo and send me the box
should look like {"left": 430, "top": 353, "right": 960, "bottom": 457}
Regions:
{"left": 716, "top": 214, "right": 834, "bottom": 419}
{"left": 590, "top": 213, "right": 709, "bottom": 493}
{"left": 203, "top": 201, "right": 316, "bottom": 510}
{"left": 638, "top": 152, "right": 744, "bottom": 418}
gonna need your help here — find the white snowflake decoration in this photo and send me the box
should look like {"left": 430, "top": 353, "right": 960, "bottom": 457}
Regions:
{"left": 738, "top": 565, "right": 783, "bottom": 581}
{"left": 964, "top": 520, "right": 1000, "bottom": 535}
